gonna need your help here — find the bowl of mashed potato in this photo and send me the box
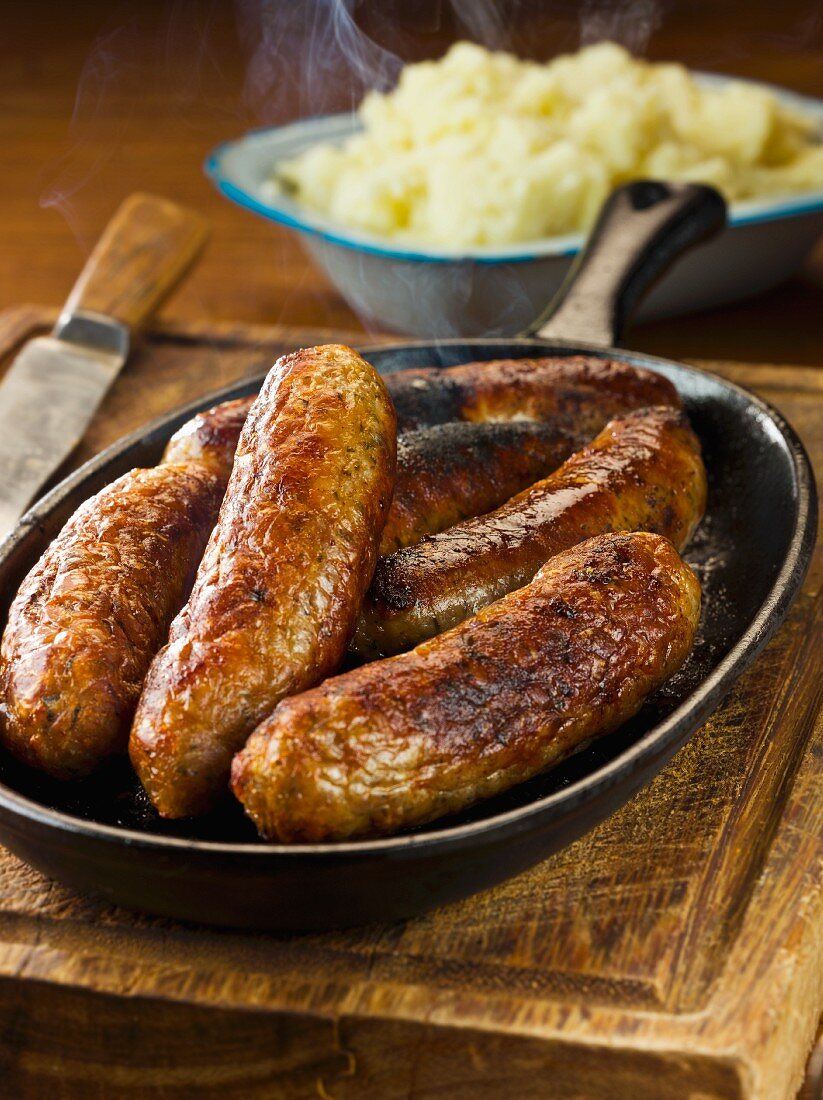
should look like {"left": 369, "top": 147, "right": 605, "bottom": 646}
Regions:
{"left": 207, "top": 42, "right": 823, "bottom": 337}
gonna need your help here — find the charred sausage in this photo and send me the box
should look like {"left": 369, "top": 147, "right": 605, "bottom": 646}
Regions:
{"left": 161, "top": 355, "right": 679, "bottom": 554}
{"left": 175, "top": 355, "right": 679, "bottom": 444}
{"left": 353, "top": 406, "right": 706, "bottom": 657}
{"left": 162, "top": 358, "right": 682, "bottom": 586}
{"left": 381, "top": 420, "right": 579, "bottom": 554}
{"left": 232, "top": 532, "right": 701, "bottom": 842}
{"left": 0, "top": 354, "right": 680, "bottom": 784}
{"left": 385, "top": 355, "right": 679, "bottom": 432}
{"left": 129, "top": 344, "right": 396, "bottom": 818}
{"left": 165, "top": 400, "right": 578, "bottom": 557}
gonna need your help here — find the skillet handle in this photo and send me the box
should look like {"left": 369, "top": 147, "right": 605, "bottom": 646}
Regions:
{"left": 530, "top": 181, "right": 727, "bottom": 347}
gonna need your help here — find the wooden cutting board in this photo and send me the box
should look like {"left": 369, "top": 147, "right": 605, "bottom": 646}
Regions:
{"left": 0, "top": 305, "right": 819, "bottom": 1100}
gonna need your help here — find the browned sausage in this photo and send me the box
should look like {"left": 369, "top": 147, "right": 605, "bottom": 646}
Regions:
{"left": 0, "top": 392, "right": 263, "bottom": 780}
{"left": 168, "top": 396, "right": 576, "bottom": 554}
{"left": 0, "top": 355, "right": 678, "bottom": 784}
{"left": 164, "top": 355, "right": 679, "bottom": 554}
{"left": 353, "top": 406, "right": 706, "bottom": 658}
{"left": 385, "top": 355, "right": 679, "bottom": 432}
{"left": 162, "top": 396, "right": 253, "bottom": 474}
{"left": 176, "top": 355, "right": 679, "bottom": 444}
{"left": 162, "top": 397, "right": 579, "bottom": 555}
{"left": 232, "top": 532, "right": 701, "bottom": 842}
{"left": 0, "top": 465, "right": 226, "bottom": 779}
{"left": 165, "top": 399, "right": 576, "bottom": 554}
{"left": 129, "top": 344, "right": 396, "bottom": 818}
{"left": 381, "top": 420, "right": 580, "bottom": 554}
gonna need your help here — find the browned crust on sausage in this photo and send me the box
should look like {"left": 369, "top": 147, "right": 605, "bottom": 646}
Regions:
{"left": 353, "top": 406, "right": 706, "bottom": 658}
{"left": 158, "top": 356, "right": 679, "bottom": 562}
{"left": 173, "top": 356, "right": 679, "bottom": 451}
{"left": 232, "top": 532, "right": 701, "bottom": 842}
{"left": 0, "top": 465, "right": 226, "bottom": 779}
{"left": 385, "top": 356, "right": 680, "bottom": 433}
{"left": 163, "top": 396, "right": 254, "bottom": 475}
{"left": 164, "top": 401, "right": 581, "bottom": 558}
{"left": 129, "top": 345, "right": 397, "bottom": 818}
{"left": 381, "top": 420, "right": 580, "bottom": 555}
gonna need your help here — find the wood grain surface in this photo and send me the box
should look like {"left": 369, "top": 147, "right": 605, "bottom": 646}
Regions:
{"left": 0, "top": 306, "right": 819, "bottom": 1100}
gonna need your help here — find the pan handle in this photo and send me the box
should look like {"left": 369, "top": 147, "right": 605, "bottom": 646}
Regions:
{"left": 529, "top": 180, "right": 727, "bottom": 347}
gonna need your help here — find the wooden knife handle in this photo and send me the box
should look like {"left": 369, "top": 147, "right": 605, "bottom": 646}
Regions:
{"left": 62, "top": 193, "right": 210, "bottom": 332}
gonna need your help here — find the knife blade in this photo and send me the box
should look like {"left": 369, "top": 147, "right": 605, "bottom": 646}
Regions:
{"left": 0, "top": 314, "right": 128, "bottom": 538}
{"left": 0, "top": 193, "right": 209, "bottom": 542}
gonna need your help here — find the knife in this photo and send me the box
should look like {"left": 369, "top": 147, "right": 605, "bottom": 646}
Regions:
{"left": 0, "top": 192, "right": 210, "bottom": 541}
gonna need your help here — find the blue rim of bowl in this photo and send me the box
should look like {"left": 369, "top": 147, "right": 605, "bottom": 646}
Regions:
{"left": 205, "top": 73, "right": 823, "bottom": 265}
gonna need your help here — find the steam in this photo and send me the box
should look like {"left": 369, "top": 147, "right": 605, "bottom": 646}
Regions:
{"left": 39, "top": 24, "right": 139, "bottom": 246}
{"left": 450, "top": 0, "right": 512, "bottom": 51}
{"left": 161, "top": 0, "right": 243, "bottom": 124}
{"left": 235, "top": 0, "right": 676, "bottom": 130}
{"left": 38, "top": 1, "right": 239, "bottom": 250}
{"left": 236, "top": 0, "right": 402, "bottom": 123}
{"left": 37, "top": 0, "right": 672, "bottom": 250}
{"left": 578, "top": 0, "right": 665, "bottom": 54}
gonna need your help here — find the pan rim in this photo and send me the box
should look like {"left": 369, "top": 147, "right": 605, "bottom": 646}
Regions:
{"left": 0, "top": 340, "right": 816, "bottom": 857}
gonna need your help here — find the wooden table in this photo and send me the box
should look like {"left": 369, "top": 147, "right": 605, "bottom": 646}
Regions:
{"left": 0, "top": 3, "right": 821, "bottom": 1097}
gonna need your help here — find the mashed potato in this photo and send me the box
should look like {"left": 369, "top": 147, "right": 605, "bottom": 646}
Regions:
{"left": 276, "top": 42, "right": 823, "bottom": 248}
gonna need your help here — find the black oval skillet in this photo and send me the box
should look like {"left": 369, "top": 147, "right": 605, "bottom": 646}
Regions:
{"left": 0, "top": 182, "right": 816, "bottom": 931}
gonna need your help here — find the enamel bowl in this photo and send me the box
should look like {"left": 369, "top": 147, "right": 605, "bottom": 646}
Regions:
{"left": 206, "top": 76, "right": 823, "bottom": 338}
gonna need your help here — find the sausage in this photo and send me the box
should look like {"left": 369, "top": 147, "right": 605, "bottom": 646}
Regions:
{"left": 174, "top": 355, "right": 679, "bottom": 444}
{"left": 162, "top": 396, "right": 253, "bottom": 474}
{"left": 166, "top": 400, "right": 578, "bottom": 554}
{"left": 0, "top": 392, "right": 263, "bottom": 780}
{"left": 162, "top": 356, "right": 678, "bottom": 554}
{"left": 381, "top": 420, "right": 580, "bottom": 554}
{"left": 385, "top": 355, "right": 679, "bottom": 433}
{"left": 353, "top": 406, "right": 706, "bottom": 658}
{"left": 0, "top": 464, "right": 226, "bottom": 779}
{"left": 0, "top": 354, "right": 678, "bottom": 784}
{"left": 129, "top": 344, "right": 396, "bottom": 818}
{"left": 232, "top": 531, "right": 701, "bottom": 842}
{"left": 162, "top": 398, "right": 579, "bottom": 555}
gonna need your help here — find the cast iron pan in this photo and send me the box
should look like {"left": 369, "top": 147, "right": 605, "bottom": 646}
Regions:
{"left": 0, "top": 182, "right": 816, "bottom": 930}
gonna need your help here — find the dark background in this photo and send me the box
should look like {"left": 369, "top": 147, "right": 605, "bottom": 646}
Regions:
{"left": 2, "top": 0, "right": 822, "bottom": 361}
